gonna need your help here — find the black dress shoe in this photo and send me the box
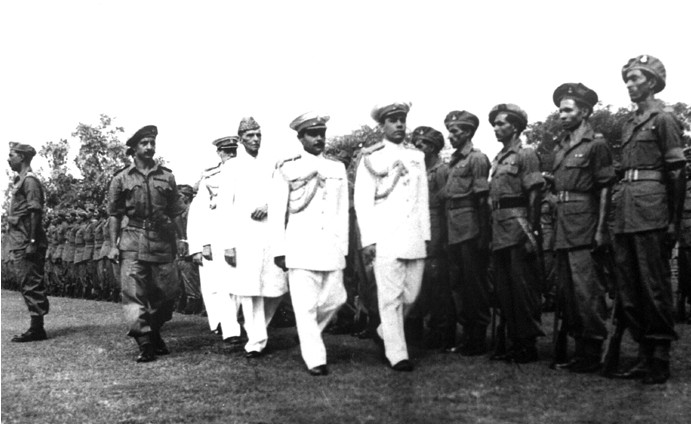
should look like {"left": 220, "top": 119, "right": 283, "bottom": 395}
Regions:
{"left": 550, "top": 357, "right": 580, "bottom": 370}
{"left": 11, "top": 328, "right": 47, "bottom": 343}
{"left": 245, "top": 350, "right": 262, "bottom": 359}
{"left": 151, "top": 332, "right": 170, "bottom": 355}
{"left": 641, "top": 359, "right": 670, "bottom": 385}
{"left": 224, "top": 336, "right": 243, "bottom": 345}
{"left": 136, "top": 344, "right": 156, "bottom": 363}
{"left": 609, "top": 359, "right": 650, "bottom": 380}
{"left": 308, "top": 365, "right": 329, "bottom": 376}
{"left": 391, "top": 359, "right": 414, "bottom": 372}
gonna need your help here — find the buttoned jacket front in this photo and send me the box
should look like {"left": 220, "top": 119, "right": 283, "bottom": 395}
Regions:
{"left": 108, "top": 163, "right": 185, "bottom": 262}
{"left": 271, "top": 153, "right": 349, "bottom": 271}
{"left": 440, "top": 142, "right": 490, "bottom": 245}
{"left": 218, "top": 148, "right": 288, "bottom": 297}
{"left": 489, "top": 140, "right": 543, "bottom": 250}
{"left": 552, "top": 125, "right": 615, "bottom": 249}
{"left": 613, "top": 101, "right": 685, "bottom": 234}
{"left": 187, "top": 160, "right": 229, "bottom": 255}
{"left": 354, "top": 140, "right": 431, "bottom": 259}
{"left": 7, "top": 167, "right": 47, "bottom": 251}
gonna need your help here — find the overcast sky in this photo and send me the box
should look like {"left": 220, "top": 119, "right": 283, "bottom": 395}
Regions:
{"left": 1, "top": 0, "right": 689, "bottom": 190}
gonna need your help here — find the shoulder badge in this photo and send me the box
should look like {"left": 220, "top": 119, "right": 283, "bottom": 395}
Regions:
{"left": 275, "top": 154, "right": 302, "bottom": 169}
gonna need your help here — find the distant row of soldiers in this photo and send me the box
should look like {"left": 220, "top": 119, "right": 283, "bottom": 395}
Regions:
{"left": 1, "top": 205, "right": 208, "bottom": 316}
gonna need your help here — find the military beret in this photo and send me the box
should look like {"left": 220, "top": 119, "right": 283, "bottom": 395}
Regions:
{"left": 488, "top": 104, "right": 528, "bottom": 129}
{"left": 621, "top": 54, "right": 666, "bottom": 93}
{"left": 212, "top": 136, "right": 239, "bottom": 150}
{"left": 370, "top": 102, "right": 411, "bottom": 123}
{"left": 177, "top": 184, "right": 195, "bottom": 197}
{"left": 444, "top": 110, "right": 479, "bottom": 131}
{"left": 412, "top": 126, "right": 445, "bottom": 150}
{"left": 553, "top": 83, "right": 599, "bottom": 108}
{"left": 9, "top": 142, "right": 37, "bottom": 157}
{"left": 290, "top": 112, "right": 330, "bottom": 133}
{"left": 126, "top": 125, "right": 158, "bottom": 148}
{"left": 238, "top": 116, "right": 260, "bottom": 135}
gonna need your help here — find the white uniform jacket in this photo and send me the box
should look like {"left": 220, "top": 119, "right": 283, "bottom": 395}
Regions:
{"left": 187, "top": 162, "right": 227, "bottom": 256}
{"left": 218, "top": 148, "right": 288, "bottom": 297}
{"left": 270, "top": 153, "right": 349, "bottom": 272}
{"left": 354, "top": 140, "right": 431, "bottom": 259}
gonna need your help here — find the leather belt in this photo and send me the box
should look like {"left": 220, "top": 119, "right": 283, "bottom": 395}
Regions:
{"left": 127, "top": 218, "right": 156, "bottom": 230}
{"left": 622, "top": 169, "right": 663, "bottom": 182}
{"left": 492, "top": 197, "right": 527, "bottom": 211}
{"left": 556, "top": 191, "right": 592, "bottom": 203}
{"left": 447, "top": 197, "right": 476, "bottom": 210}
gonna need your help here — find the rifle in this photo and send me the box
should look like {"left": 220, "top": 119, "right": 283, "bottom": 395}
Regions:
{"left": 549, "top": 283, "right": 569, "bottom": 369}
{"left": 601, "top": 298, "right": 626, "bottom": 377}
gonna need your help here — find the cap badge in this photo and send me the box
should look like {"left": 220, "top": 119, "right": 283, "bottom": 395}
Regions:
{"left": 640, "top": 55, "right": 648, "bottom": 63}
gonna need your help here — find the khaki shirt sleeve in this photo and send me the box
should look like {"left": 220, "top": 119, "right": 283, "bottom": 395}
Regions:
{"left": 656, "top": 112, "right": 686, "bottom": 167}
{"left": 519, "top": 148, "right": 544, "bottom": 191}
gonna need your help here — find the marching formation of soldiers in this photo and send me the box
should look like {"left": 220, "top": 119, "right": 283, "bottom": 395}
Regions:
{"left": 4, "top": 54, "right": 689, "bottom": 384}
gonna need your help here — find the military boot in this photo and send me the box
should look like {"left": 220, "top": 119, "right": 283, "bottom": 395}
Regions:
{"left": 11, "top": 316, "right": 48, "bottom": 343}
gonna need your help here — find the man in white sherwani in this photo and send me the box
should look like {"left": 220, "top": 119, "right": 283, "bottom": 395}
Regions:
{"left": 271, "top": 112, "right": 348, "bottom": 376}
{"left": 221, "top": 117, "right": 289, "bottom": 358}
{"left": 188, "top": 136, "right": 242, "bottom": 343}
{"left": 354, "top": 102, "right": 431, "bottom": 372}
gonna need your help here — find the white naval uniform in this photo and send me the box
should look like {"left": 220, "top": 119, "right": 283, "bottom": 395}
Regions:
{"left": 354, "top": 139, "right": 431, "bottom": 365}
{"left": 219, "top": 148, "right": 288, "bottom": 353}
{"left": 270, "top": 152, "right": 349, "bottom": 369}
{"left": 187, "top": 161, "right": 241, "bottom": 339}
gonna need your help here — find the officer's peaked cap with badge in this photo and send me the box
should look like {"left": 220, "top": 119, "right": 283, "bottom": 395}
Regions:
{"left": 212, "top": 136, "right": 239, "bottom": 150}
{"left": 444, "top": 110, "right": 479, "bottom": 131}
{"left": 238, "top": 116, "right": 261, "bottom": 135}
{"left": 553, "top": 83, "right": 599, "bottom": 108}
{"left": 290, "top": 112, "right": 330, "bottom": 134}
{"left": 622, "top": 54, "right": 666, "bottom": 93}
{"left": 412, "top": 126, "right": 445, "bottom": 150}
{"left": 371, "top": 102, "right": 412, "bottom": 123}
{"left": 9, "top": 142, "right": 37, "bottom": 158}
{"left": 126, "top": 125, "right": 158, "bottom": 148}
{"left": 488, "top": 103, "right": 528, "bottom": 130}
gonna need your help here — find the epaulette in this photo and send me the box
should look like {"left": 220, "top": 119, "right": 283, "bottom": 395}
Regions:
{"left": 361, "top": 141, "right": 384, "bottom": 156}
{"left": 113, "top": 165, "right": 128, "bottom": 176}
{"left": 160, "top": 165, "right": 173, "bottom": 173}
{"left": 201, "top": 164, "right": 221, "bottom": 179}
{"left": 275, "top": 154, "right": 302, "bottom": 169}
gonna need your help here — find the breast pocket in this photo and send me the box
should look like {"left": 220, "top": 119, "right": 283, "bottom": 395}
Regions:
{"left": 152, "top": 178, "right": 174, "bottom": 209}
{"left": 631, "top": 129, "right": 661, "bottom": 168}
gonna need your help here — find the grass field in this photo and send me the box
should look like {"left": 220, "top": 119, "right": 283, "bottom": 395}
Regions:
{"left": 2, "top": 290, "right": 690, "bottom": 424}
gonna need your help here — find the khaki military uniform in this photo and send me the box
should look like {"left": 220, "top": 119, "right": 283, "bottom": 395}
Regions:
{"left": 612, "top": 100, "right": 685, "bottom": 360}
{"left": 439, "top": 142, "right": 492, "bottom": 347}
{"left": 489, "top": 140, "right": 545, "bottom": 346}
{"left": 7, "top": 167, "right": 49, "bottom": 317}
{"left": 108, "top": 163, "right": 185, "bottom": 338}
{"left": 552, "top": 126, "right": 615, "bottom": 356}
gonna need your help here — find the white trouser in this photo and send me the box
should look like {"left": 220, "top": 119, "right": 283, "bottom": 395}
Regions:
{"left": 239, "top": 295, "right": 283, "bottom": 353}
{"left": 374, "top": 256, "right": 424, "bottom": 365}
{"left": 289, "top": 268, "right": 347, "bottom": 369}
{"left": 199, "top": 258, "right": 241, "bottom": 338}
